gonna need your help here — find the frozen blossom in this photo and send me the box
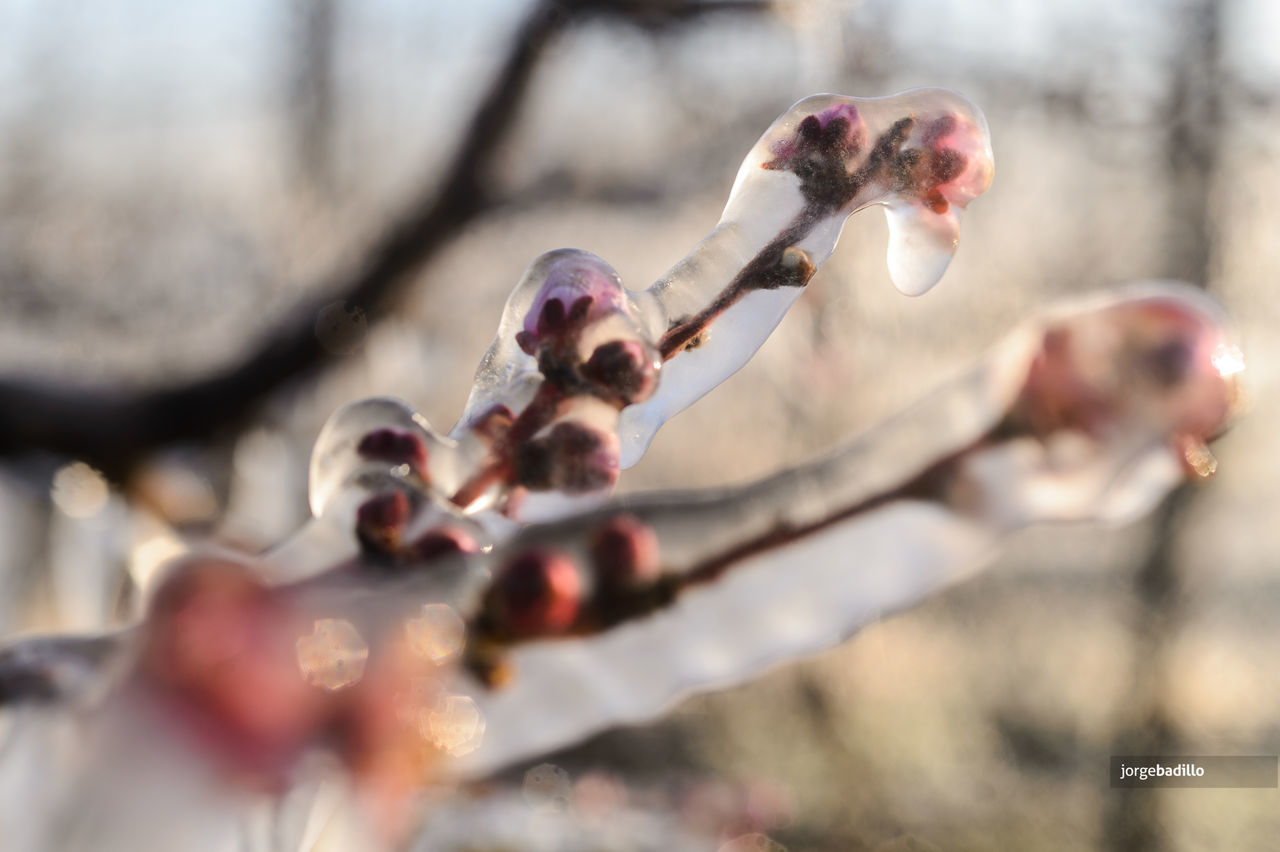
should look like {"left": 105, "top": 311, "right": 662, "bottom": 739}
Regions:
{"left": 0, "top": 87, "right": 1247, "bottom": 852}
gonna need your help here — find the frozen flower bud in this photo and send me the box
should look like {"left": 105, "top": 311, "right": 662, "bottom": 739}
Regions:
{"left": 356, "top": 490, "right": 412, "bottom": 555}
{"left": 513, "top": 422, "right": 620, "bottom": 494}
{"left": 590, "top": 514, "right": 661, "bottom": 592}
{"left": 762, "top": 102, "right": 867, "bottom": 178}
{"left": 581, "top": 339, "right": 661, "bottom": 405}
{"left": 515, "top": 256, "right": 629, "bottom": 357}
{"left": 894, "top": 112, "right": 992, "bottom": 215}
{"left": 356, "top": 428, "right": 429, "bottom": 478}
{"left": 488, "top": 550, "right": 582, "bottom": 638}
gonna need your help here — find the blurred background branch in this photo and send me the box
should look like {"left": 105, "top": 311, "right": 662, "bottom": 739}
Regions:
{"left": 0, "top": 0, "right": 774, "bottom": 481}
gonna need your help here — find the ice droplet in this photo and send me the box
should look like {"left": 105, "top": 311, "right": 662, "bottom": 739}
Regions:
{"left": 884, "top": 199, "right": 960, "bottom": 296}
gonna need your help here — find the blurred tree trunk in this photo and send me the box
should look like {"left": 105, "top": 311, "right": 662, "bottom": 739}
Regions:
{"left": 1106, "top": 1, "right": 1223, "bottom": 849}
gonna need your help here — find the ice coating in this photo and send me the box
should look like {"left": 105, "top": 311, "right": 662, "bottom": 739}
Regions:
{"left": 0, "top": 71, "right": 1257, "bottom": 849}
{"left": 618, "top": 88, "right": 994, "bottom": 466}
{"left": 446, "top": 283, "right": 1240, "bottom": 776}
{"left": 443, "top": 250, "right": 661, "bottom": 521}
{"left": 455, "top": 249, "right": 651, "bottom": 431}
{"left": 0, "top": 281, "right": 1245, "bottom": 845}
{"left": 309, "top": 397, "right": 457, "bottom": 517}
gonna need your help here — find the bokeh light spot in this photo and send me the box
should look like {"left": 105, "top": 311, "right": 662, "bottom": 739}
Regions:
{"left": 296, "top": 618, "right": 369, "bottom": 691}
{"left": 405, "top": 603, "right": 466, "bottom": 664}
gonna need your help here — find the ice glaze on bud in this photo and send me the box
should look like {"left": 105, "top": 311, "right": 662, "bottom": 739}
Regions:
{"left": 1014, "top": 291, "right": 1242, "bottom": 449}
{"left": 513, "top": 422, "right": 620, "bottom": 494}
{"left": 590, "top": 514, "right": 661, "bottom": 592}
{"left": 516, "top": 257, "right": 629, "bottom": 356}
{"left": 356, "top": 491, "right": 412, "bottom": 555}
{"left": 895, "top": 112, "right": 993, "bottom": 215}
{"left": 356, "top": 428, "right": 429, "bottom": 478}
{"left": 763, "top": 102, "right": 867, "bottom": 174}
{"left": 489, "top": 550, "right": 582, "bottom": 637}
{"left": 581, "top": 339, "right": 661, "bottom": 405}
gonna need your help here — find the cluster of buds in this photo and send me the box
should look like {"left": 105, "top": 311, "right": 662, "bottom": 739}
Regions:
{"left": 350, "top": 427, "right": 481, "bottom": 564}
{"left": 1008, "top": 287, "right": 1244, "bottom": 475}
{"left": 450, "top": 252, "right": 663, "bottom": 515}
{"left": 758, "top": 92, "right": 992, "bottom": 219}
{"left": 464, "top": 513, "right": 664, "bottom": 684}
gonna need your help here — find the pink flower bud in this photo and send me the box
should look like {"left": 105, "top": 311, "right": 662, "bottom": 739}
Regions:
{"left": 142, "top": 560, "right": 323, "bottom": 789}
{"left": 581, "top": 339, "right": 661, "bottom": 405}
{"left": 763, "top": 102, "right": 867, "bottom": 173}
{"left": 490, "top": 550, "right": 582, "bottom": 637}
{"left": 899, "top": 112, "right": 992, "bottom": 215}
{"left": 1015, "top": 294, "right": 1241, "bottom": 445}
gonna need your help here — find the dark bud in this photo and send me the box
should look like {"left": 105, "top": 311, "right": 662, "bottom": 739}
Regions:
{"left": 356, "top": 428, "right": 428, "bottom": 478}
{"left": 546, "top": 422, "right": 619, "bottom": 493}
{"left": 797, "top": 114, "right": 822, "bottom": 142}
{"left": 512, "top": 437, "right": 555, "bottom": 491}
{"left": 581, "top": 339, "right": 660, "bottom": 405}
{"left": 355, "top": 491, "right": 412, "bottom": 555}
{"left": 513, "top": 422, "right": 620, "bottom": 494}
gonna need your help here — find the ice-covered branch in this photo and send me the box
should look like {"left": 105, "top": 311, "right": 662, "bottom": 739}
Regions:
{"left": 445, "top": 282, "right": 1242, "bottom": 773}
{"left": 0, "top": 286, "right": 1241, "bottom": 784}
{"left": 0, "top": 80, "right": 1249, "bottom": 852}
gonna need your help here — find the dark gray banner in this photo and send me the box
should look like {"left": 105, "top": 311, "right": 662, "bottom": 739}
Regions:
{"left": 1110, "top": 756, "right": 1278, "bottom": 788}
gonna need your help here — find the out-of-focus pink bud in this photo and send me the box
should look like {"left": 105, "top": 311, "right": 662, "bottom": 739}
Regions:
{"left": 141, "top": 560, "right": 323, "bottom": 789}
{"left": 489, "top": 550, "right": 583, "bottom": 637}
{"left": 1015, "top": 293, "right": 1242, "bottom": 449}
{"left": 516, "top": 257, "right": 629, "bottom": 356}
{"left": 581, "top": 339, "right": 661, "bottom": 406}
{"left": 590, "top": 514, "right": 661, "bottom": 592}
{"left": 514, "top": 422, "right": 621, "bottom": 494}
{"left": 409, "top": 525, "right": 480, "bottom": 562}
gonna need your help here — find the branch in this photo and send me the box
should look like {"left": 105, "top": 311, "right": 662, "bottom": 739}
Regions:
{"left": 444, "top": 283, "right": 1242, "bottom": 774}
